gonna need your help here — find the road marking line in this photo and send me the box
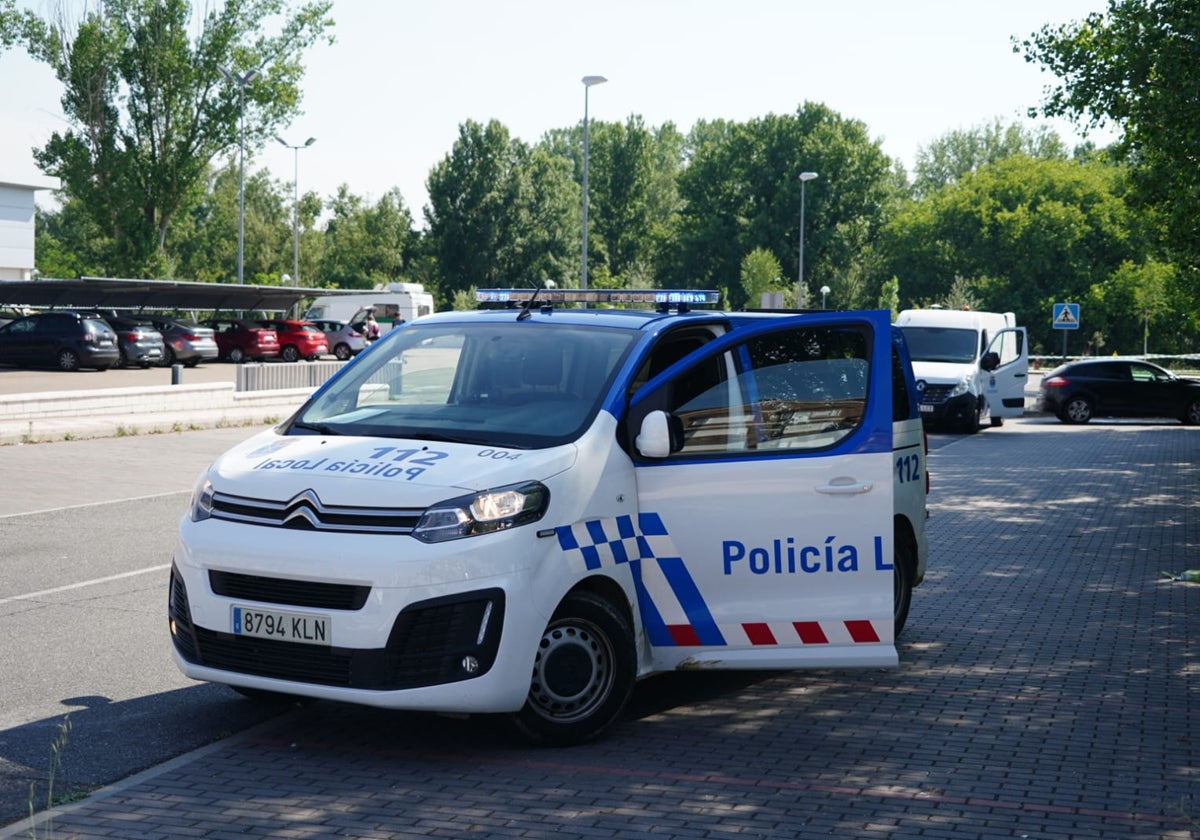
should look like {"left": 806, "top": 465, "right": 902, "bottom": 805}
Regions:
{"left": 0, "top": 564, "right": 171, "bottom": 606}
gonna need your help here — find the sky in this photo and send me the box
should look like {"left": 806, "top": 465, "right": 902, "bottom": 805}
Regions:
{"left": 0, "top": 0, "right": 1118, "bottom": 227}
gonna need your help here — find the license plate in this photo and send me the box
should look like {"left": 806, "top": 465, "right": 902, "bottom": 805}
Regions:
{"left": 231, "top": 605, "right": 329, "bottom": 645}
{"left": 919, "top": 404, "right": 934, "bottom": 413}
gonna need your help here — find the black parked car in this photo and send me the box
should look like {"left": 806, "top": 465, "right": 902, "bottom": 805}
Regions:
{"left": 89, "top": 311, "right": 166, "bottom": 368}
{"left": 1037, "top": 358, "right": 1200, "bottom": 425}
{"left": 0, "top": 311, "right": 120, "bottom": 371}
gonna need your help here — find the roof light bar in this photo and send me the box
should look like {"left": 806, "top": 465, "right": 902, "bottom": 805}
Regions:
{"left": 475, "top": 289, "right": 720, "bottom": 306}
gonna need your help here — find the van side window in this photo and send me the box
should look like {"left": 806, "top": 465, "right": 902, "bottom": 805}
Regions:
{"left": 662, "top": 325, "right": 869, "bottom": 457}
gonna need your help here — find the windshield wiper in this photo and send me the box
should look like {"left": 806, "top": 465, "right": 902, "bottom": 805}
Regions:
{"left": 291, "top": 420, "right": 344, "bottom": 436}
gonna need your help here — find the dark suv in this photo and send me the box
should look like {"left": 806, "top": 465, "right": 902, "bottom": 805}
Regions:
{"left": 0, "top": 311, "right": 120, "bottom": 371}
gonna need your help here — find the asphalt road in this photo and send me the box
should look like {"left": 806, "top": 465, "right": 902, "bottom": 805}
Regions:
{"left": 0, "top": 426, "right": 288, "bottom": 828}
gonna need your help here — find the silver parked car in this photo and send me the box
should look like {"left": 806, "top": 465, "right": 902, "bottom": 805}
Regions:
{"left": 140, "top": 315, "right": 220, "bottom": 367}
{"left": 309, "top": 318, "right": 367, "bottom": 361}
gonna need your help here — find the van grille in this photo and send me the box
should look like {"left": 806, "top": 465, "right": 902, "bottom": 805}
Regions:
{"left": 210, "top": 489, "right": 421, "bottom": 535}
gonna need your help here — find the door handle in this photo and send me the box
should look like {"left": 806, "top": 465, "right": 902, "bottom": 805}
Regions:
{"left": 815, "top": 476, "right": 874, "bottom": 495}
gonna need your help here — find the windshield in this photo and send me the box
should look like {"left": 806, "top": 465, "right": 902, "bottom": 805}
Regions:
{"left": 291, "top": 321, "right": 637, "bottom": 448}
{"left": 898, "top": 326, "right": 979, "bottom": 364}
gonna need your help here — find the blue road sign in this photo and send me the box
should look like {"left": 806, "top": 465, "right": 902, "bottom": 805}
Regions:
{"left": 1053, "top": 303, "right": 1080, "bottom": 330}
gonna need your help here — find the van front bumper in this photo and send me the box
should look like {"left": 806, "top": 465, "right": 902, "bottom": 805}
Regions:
{"left": 917, "top": 392, "right": 976, "bottom": 428}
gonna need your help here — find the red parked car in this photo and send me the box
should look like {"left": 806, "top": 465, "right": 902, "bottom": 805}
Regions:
{"left": 203, "top": 318, "right": 281, "bottom": 363}
{"left": 256, "top": 319, "right": 329, "bottom": 362}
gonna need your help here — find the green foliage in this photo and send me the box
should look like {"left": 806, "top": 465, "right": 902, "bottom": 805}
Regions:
{"left": 667, "top": 103, "right": 904, "bottom": 310}
{"left": 877, "top": 276, "right": 900, "bottom": 315}
{"left": 878, "top": 155, "right": 1148, "bottom": 350}
{"left": 427, "top": 119, "right": 578, "bottom": 294}
{"left": 3, "top": 0, "right": 333, "bottom": 277}
{"left": 318, "top": 185, "right": 414, "bottom": 290}
{"left": 1019, "top": 0, "right": 1200, "bottom": 270}
{"left": 913, "top": 118, "right": 1070, "bottom": 197}
{"left": 739, "top": 247, "right": 784, "bottom": 307}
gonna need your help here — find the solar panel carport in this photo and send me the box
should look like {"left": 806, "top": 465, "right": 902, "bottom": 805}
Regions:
{"left": 0, "top": 276, "right": 363, "bottom": 313}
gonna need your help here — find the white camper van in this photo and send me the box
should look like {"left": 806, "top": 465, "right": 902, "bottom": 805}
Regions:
{"left": 894, "top": 308, "right": 1028, "bottom": 432}
{"left": 303, "top": 283, "right": 434, "bottom": 332}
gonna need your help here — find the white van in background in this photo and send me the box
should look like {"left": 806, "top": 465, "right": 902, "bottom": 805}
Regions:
{"left": 303, "top": 283, "right": 435, "bottom": 331}
{"left": 895, "top": 308, "right": 1028, "bottom": 432}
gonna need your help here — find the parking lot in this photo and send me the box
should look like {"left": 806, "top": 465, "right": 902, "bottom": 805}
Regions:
{"left": 1, "top": 416, "right": 1195, "bottom": 839}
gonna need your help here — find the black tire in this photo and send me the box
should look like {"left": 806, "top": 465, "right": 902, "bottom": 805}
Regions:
{"left": 893, "top": 529, "right": 915, "bottom": 638}
{"left": 965, "top": 401, "right": 983, "bottom": 434}
{"left": 56, "top": 348, "right": 80, "bottom": 372}
{"left": 1060, "top": 396, "right": 1092, "bottom": 424}
{"left": 334, "top": 343, "right": 352, "bottom": 361}
{"left": 280, "top": 345, "right": 301, "bottom": 363}
{"left": 117, "top": 347, "right": 128, "bottom": 368}
{"left": 184, "top": 359, "right": 200, "bottom": 368}
{"left": 990, "top": 416, "right": 1004, "bottom": 428}
{"left": 1183, "top": 399, "right": 1200, "bottom": 426}
{"left": 510, "top": 591, "right": 636, "bottom": 747}
{"left": 227, "top": 347, "right": 245, "bottom": 364}
{"left": 159, "top": 346, "right": 176, "bottom": 367}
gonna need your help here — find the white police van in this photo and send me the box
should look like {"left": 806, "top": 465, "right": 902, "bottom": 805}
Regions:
{"left": 170, "top": 289, "right": 928, "bottom": 745}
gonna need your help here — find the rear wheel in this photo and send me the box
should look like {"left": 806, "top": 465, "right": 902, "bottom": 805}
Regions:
{"left": 56, "top": 348, "right": 80, "bottom": 372}
{"left": 334, "top": 343, "right": 352, "bottom": 361}
{"left": 280, "top": 345, "right": 301, "bottom": 363}
{"left": 159, "top": 346, "right": 176, "bottom": 367}
{"left": 227, "top": 347, "right": 245, "bottom": 363}
{"left": 117, "top": 347, "right": 128, "bottom": 368}
{"left": 1060, "top": 396, "right": 1092, "bottom": 424}
{"left": 511, "top": 591, "right": 636, "bottom": 747}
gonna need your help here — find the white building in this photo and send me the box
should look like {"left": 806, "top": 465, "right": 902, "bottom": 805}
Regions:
{"left": 0, "top": 176, "right": 58, "bottom": 280}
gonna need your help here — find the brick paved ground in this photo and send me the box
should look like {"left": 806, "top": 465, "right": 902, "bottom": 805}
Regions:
{"left": 4, "top": 417, "right": 1197, "bottom": 839}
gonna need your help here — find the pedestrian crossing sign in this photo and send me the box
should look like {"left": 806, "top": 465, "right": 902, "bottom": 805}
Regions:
{"left": 1053, "top": 303, "right": 1080, "bottom": 330}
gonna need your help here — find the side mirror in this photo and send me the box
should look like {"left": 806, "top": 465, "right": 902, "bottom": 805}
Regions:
{"left": 980, "top": 351, "right": 1000, "bottom": 372}
{"left": 636, "top": 410, "right": 683, "bottom": 458}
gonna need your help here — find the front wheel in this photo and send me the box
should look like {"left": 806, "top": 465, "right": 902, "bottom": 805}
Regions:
{"left": 227, "top": 347, "right": 245, "bottom": 364}
{"left": 1183, "top": 399, "right": 1200, "bottom": 426}
{"left": 893, "top": 531, "right": 915, "bottom": 638}
{"left": 510, "top": 591, "right": 636, "bottom": 747}
{"left": 1060, "top": 396, "right": 1092, "bottom": 424}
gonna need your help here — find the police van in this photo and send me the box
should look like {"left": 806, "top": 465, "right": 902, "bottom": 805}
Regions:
{"left": 169, "top": 289, "right": 929, "bottom": 745}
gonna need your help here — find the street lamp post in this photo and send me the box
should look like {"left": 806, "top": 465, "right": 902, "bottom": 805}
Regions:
{"left": 276, "top": 136, "right": 316, "bottom": 284}
{"left": 820, "top": 285, "right": 831, "bottom": 308}
{"left": 220, "top": 67, "right": 261, "bottom": 285}
{"left": 581, "top": 75, "right": 607, "bottom": 294}
{"left": 797, "top": 171, "right": 818, "bottom": 308}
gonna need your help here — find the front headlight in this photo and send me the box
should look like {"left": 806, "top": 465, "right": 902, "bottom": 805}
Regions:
{"left": 190, "top": 476, "right": 215, "bottom": 522}
{"left": 947, "top": 376, "right": 972, "bottom": 398}
{"left": 413, "top": 481, "right": 549, "bottom": 543}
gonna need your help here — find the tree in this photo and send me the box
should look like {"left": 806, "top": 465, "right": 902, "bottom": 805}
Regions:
{"left": 319, "top": 186, "right": 415, "bottom": 290}
{"left": 666, "top": 103, "right": 904, "bottom": 310}
{"left": 739, "top": 247, "right": 784, "bottom": 307}
{"left": 426, "top": 119, "right": 577, "bottom": 294}
{"left": 1019, "top": 0, "right": 1200, "bottom": 267}
{"left": 878, "top": 155, "right": 1149, "bottom": 352}
{"left": 913, "top": 119, "right": 1069, "bottom": 197}
{"left": 1, "top": 0, "right": 333, "bottom": 278}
